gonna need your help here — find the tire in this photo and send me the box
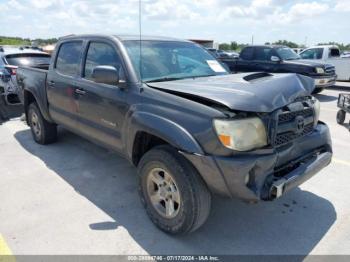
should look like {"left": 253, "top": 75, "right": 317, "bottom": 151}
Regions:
{"left": 337, "top": 110, "right": 346, "bottom": 125}
{"left": 138, "top": 145, "right": 211, "bottom": 234}
{"left": 312, "top": 87, "right": 324, "bottom": 94}
{"left": 28, "top": 103, "right": 57, "bottom": 144}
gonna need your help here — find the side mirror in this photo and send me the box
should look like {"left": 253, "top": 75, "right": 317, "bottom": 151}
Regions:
{"left": 271, "top": 56, "right": 281, "bottom": 62}
{"left": 92, "top": 65, "right": 120, "bottom": 86}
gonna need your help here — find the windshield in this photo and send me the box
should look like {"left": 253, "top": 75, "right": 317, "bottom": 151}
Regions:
{"left": 124, "top": 40, "right": 228, "bottom": 82}
{"left": 276, "top": 47, "right": 300, "bottom": 60}
{"left": 5, "top": 53, "right": 51, "bottom": 67}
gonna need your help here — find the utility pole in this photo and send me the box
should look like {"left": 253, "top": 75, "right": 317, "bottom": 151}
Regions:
{"left": 251, "top": 35, "right": 254, "bottom": 45}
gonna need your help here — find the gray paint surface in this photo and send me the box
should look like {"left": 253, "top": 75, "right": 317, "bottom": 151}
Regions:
{"left": 148, "top": 73, "right": 314, "bottom": 112}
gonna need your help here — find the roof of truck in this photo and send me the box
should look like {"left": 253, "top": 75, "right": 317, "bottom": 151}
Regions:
{"left": 306, "top": 45, "right": 339, "bottom": 49}
{"left": 60, "top": 34, "right": 189, "bottom": 42}
{"left": 245, "top": 45, "right": 287, "bottom": 49}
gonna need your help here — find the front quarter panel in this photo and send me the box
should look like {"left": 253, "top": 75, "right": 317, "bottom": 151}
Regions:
{"left": 124, "top": 85, "right": 228, "bottom": 159}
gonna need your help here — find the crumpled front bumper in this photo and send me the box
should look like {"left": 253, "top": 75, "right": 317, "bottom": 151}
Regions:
{"left": 182, "top": 122, "right": 332, "bottom": 201}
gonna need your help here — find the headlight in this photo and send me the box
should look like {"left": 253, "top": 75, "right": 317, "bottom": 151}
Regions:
{"left": 315, "top": 67, "right": 325, "bottom": 74}
{"left": 313, "top": 98, "right": 320, "bottom": 125}
{"left": 213, "top": 117, "right": 268, "bottom": 151}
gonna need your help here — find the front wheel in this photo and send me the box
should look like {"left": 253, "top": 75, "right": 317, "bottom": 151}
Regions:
{"left": 138, "top": 145, "right": 211, "bottom": 234}
{"left": 337, "top": 110, "right": 346, "bottom": 125}
{"left": 28, "top": 103, "right": 57, "bottom": 144}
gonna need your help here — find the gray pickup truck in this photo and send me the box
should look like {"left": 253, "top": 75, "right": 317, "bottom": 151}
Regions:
{"left": 17, "top": 34, "right": 332, "bottom": 234}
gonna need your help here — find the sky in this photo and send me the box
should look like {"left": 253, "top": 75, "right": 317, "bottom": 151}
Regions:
{"left": 0, "top": 0, "right": 349, "bottom": 45}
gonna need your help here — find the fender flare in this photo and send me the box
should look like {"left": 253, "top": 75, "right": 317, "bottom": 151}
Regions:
{"left": 125, "top": 111, "right": 204, "bottom": 160}
{"left": 23, "top": 89, "right": 53, "bottom": 123}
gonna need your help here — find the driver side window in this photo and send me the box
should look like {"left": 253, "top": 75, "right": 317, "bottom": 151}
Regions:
{"left": 84, "top": 42, "right": 124, "bottom": 81}
{"left": 300, "top": 48, "right": 323, "bottom": 59}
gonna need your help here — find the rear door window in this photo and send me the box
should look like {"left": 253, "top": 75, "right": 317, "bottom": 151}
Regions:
{"left": 240, "top": 47, "right": 254, "bottom": 60}
{"left": 55, "top": 41, "right": 83, "bottom": 76}
{"left": 329, "top": 48, "right": 340, "bottom": 58}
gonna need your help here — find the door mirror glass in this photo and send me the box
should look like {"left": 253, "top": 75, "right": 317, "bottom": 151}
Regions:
{"left": 92, "top": 65, "right": 119, "bottom": 86}
{"left": 271, "top": 56, "right": 280, "bottom": 62}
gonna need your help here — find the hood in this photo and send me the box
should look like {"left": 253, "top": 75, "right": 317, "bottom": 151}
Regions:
{"left": 147, "top": 73, "right": 314, "bottom": 113}
{"left": 283, "top": 59, "right": 328, "bottom": 68}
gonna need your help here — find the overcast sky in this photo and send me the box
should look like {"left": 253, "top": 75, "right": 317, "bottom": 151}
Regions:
{"left": 0, "top": 0, "right": 349, "bottom": 45}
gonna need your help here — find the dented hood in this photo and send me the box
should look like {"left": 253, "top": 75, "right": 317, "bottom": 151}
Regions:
{"left": 147, "top": 73, "right": 315, "bottom": 113}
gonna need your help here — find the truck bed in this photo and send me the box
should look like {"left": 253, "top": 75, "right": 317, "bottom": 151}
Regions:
{"left": 17, "top": 66, "right": 50, "bottom": 120}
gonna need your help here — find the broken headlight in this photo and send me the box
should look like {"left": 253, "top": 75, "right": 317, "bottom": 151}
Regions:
{"left": 213, "top": 117, "right": 268, "bottom": 151}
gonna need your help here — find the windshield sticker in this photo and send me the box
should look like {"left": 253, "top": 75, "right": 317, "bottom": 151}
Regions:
{"left": 207, "top": 60, "right": 226, "bottom": 73}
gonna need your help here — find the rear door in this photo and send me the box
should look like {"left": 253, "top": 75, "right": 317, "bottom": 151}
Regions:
{"left": 251, "top": 47, "right": 277, "bottom": 72}
{"left": 237, "top": 47, "right": 255, "bottom": 72}
{"left": 74, "top": 40, "right": 129, "bottom": 152}
{"left": 47, "top": 41, "right": 83, "bottom": 131}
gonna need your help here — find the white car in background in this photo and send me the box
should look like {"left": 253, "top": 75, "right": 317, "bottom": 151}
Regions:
{"left": 341, "top": 51, "right": 350, "bottom": 58}
{"left": 300, "top": 45, "right": 350, "bottom": 81}
{"left": 0, "top": 46, "right": 50, "bottom": 105}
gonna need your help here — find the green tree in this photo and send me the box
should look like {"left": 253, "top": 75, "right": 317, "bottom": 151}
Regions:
{"left": 317, "top": 42, "right": 350, "bottom": 51}
{"left": 272, "top": 40, "right": 299, "bottom": 48}
{"left": 218, "top": 43, "right": 230, "bottom": 51}
{"left": 230, "top": 41, "right": 238, "bottom": 50}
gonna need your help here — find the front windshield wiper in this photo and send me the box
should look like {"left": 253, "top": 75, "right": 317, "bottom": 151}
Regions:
{"left": 145, "top": 77, "right": 184, "bottom": 83}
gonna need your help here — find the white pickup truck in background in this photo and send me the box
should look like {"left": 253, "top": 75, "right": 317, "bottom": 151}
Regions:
{"left": 300, "top": 45, "right": 350, "bottom": 81}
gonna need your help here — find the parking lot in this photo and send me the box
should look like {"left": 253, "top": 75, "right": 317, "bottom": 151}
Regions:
{"left": 1, "top": 83, "right": 350, "bottom": 256}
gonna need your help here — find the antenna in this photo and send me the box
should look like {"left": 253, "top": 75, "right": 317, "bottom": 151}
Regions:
{"left": 139, "top": 0, "right": 143, "bottom": 82}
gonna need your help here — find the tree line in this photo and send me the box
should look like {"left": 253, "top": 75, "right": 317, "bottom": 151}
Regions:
{"left": 0, "top": 36, "right": 58, "bottom": 46}
{"left": 219, "top": 40, "right": 350, "bottom": 51}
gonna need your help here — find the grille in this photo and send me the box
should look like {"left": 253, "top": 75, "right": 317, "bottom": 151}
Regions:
{"left": 275, "top": 123, "right": 314, "bottom": 146}
{"left": 325, "top": 65, "right": 335, "bottom": 75}
{"left": 278, "top": 108, "right": 314, "bottom": 123}
{"left": 274, "top": 100, "right": 315, "bottom": 146}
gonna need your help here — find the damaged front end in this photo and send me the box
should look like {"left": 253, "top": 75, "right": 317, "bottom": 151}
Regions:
{"left": 183, "top": 95, "right": 332, "bottom": 201}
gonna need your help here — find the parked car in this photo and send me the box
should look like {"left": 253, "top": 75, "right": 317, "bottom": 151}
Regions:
{"left": 220, "top": 45, "right": 337, "bottom": 93}
{"left": 0, "top": 46, "right": 50, "bottom": 105}
{"left": 300, "top": 45, "right": 350, "bottom": 81}
{"left": 17, "top": 35, "right": 332, "bottom": 234}
{"left": 341, "top": 51, "right": 350, "bottom": 58}
{"left": 226, "top": 50, "right": 239, "bottom": 58}
{"left": 207, "top": 48, "right": 238, "bottom": 59}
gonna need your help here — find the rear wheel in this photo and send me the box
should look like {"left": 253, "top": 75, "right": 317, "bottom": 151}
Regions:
{"left": 337, "top": 110, "right": 346, "bottom": 125}
{"left": 28, "top": 103, "right": 57, "bottom": 144}
{"left": 312, "top": 87, "right": 324, "bottom": 94}
{"left": 138, "top": 145, "right": 211, "bottom": 234}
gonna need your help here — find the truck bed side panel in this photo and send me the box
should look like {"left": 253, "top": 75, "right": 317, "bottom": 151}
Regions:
{"left": 17, "top": 67, "right": 53, "bottom": 122}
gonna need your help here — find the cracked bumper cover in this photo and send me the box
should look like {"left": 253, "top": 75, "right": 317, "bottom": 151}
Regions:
{"left": 182, "top": 122, "right": 332, "bottom": 201}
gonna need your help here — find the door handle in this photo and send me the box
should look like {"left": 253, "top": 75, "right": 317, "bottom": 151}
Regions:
{"left": 75, "top": 88, "right": 86, "bottom": 95}
{"left": 48, "top": 81, "right": 55, "bottom": 87}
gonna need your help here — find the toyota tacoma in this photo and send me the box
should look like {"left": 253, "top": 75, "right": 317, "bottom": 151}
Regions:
{"left": 17, "top": 35, "right": 332, "bottom": 234}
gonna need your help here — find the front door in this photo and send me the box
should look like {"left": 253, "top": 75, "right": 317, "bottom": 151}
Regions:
{"left": 74, "top": 41, "right": 129, "bottom": 152}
